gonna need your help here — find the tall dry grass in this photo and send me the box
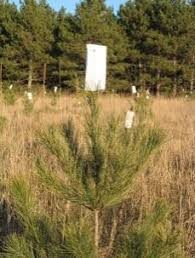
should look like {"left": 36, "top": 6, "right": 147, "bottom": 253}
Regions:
{"left": 0, "top": 94, "right": 194, "bottom": 256}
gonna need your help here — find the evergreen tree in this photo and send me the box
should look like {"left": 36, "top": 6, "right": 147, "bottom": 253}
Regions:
{"left": 18, "top": 0, "right": 54, "bottom": 89}
{"left": 71, "top": 0, "right": 129, "bottom": 91}
{"left": 181, "top": 2, "right": 195, "bottom": 92}
{"left": 0, "top": 0, "right": 19, "bottom": 88}
{"left": 119, "top": 0, "right": 195, "bottom": 95}
{"left": 52, "top": 8, "right": 78, "bottom": 90}
{"left": 119, "top": 0, "right": 152, "bottom": 91}
{"left": 36, "top": 94, "right": 164, "bottom": 256}
{"left": 153, "top": 0, "right": 193, "bottom": 95}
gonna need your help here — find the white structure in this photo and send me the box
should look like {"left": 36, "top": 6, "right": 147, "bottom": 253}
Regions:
{"left": 146, "top": 89, "right": 150, "bottom": 99}
{"left": 27, "top": 92, "right": 33, "bottom": 101}
{"left": 132, "top": 85, "right": 137, "bottom": 94}
{"left": 125, "top": 110, "right": 135, "bottom": 129}
{"left": 9, "top": 84, "right": 13, "bottom": 90}
{"left": 54, "top": 86, "right": 58, "bottom": 94}
{"left": 85, "top": 44, "right": 107, "bottom": 91}
{"left": 146, "top": 89, "right": 150, "bottom": 95}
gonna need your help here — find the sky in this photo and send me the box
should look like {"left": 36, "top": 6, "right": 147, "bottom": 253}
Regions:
{"left": 12, "top": 0, "right": 127, "bottom": 13}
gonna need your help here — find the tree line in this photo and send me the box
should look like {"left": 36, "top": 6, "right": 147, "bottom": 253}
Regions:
{"left": 0, "top": 0, "right": 195, "bottom": 95}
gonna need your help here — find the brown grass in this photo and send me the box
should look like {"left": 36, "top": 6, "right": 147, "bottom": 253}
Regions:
{"left": 0, "top": 94, "right": 194, "bottom": 256}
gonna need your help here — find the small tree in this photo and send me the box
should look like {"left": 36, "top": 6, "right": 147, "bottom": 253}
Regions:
{"left": 36, "top": 93, "right": 164, "bottom": 256}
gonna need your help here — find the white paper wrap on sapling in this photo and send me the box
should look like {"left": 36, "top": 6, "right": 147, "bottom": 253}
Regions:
{"left": 27, "top": 92, "right": 33, "bottom": 101}
{"left": 146, "top": 89, "right": 150, "bottom": 99}
{"left": 54, "top": 86, "right": 58, "bottom": 93}
{"left": 125, "top": 110, "right": 135, "bottom": 129}
{"left": 146, "top": 89, "right": 150, "bottom": 95}
{"left": 85, "top": 44, "right": 107, "bottom": 91}
{"left": 132, "top": 85, "right": 137, "bottom": 94}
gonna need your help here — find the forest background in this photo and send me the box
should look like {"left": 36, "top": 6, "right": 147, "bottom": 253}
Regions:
{"left": 0, "top": 0, "right": 195, "bottom": 95}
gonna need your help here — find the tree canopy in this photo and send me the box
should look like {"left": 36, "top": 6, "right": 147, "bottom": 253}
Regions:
{"left": 0, "top": 0, "right": 194, "bottom": 94}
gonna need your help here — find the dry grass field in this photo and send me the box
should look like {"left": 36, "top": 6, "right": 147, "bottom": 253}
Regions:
{"left": 0, "top": 94, "right": 194, "bottom": 256}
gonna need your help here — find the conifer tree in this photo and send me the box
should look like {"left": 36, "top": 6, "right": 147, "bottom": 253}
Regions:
{"left": 0, "top": 0, "right": 19, "bottom": 88}
{"left": 36, "top": 94, "right": 164, "bottom": 256}
{"left": 181, "top": 2, "right": 195, "bottom": 92}
{"left": 18, "top": 0, "right": 54, "bottom": 89}
{"left": 71, "top": 0, "right": 129, "bottom": 91}
{"left": 52, "top": 8, "right": 77, "bottom": 90}
{"left": 119, "top": 0, "right": 151, "bottom": 90}
{"left": 119, "top": 0, "right": 195, "bottom": 95}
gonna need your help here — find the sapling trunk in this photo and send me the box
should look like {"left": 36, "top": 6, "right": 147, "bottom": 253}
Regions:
{"left": 156, "top": 68, "right": 161, "bottom": 97}
{"left": 173, "top": 58, "right": 177, "bottom": 96}
{"left": 108, "top": 210, "right": 118, "bottom": 255}
{"left": 58, "top": 59, "right": 62, "bottom": 87}
{"left": 190, "top": 55, "right": 194, "bottom": 92}
{"left": 139, "top": 61, "right": 142, "bottom": 88}
{"left": 95, "top": 209, "right": 100, "bottom": 256}
{"left": 28, "top": 60, "right": 33, "bottom": 89}
{"left": 43, "top": 63, "right": 47, "bottom": 91}
{"left": 190, "top": 70, "right": 194, "bottom": 93}
{"left": 65, "top": 200, "right": 70, "bottom": 219}
{"left": 0, "top": 62, "right": 3, "bottom": 92}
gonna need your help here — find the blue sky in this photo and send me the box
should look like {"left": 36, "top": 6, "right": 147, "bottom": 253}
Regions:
{"left": 12, "top": 0, "right": 127, "bottom": 12}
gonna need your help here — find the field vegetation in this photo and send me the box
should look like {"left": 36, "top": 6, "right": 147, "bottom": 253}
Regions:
{"left": 0, "top": 92, "right": 194, "bottom": 257}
